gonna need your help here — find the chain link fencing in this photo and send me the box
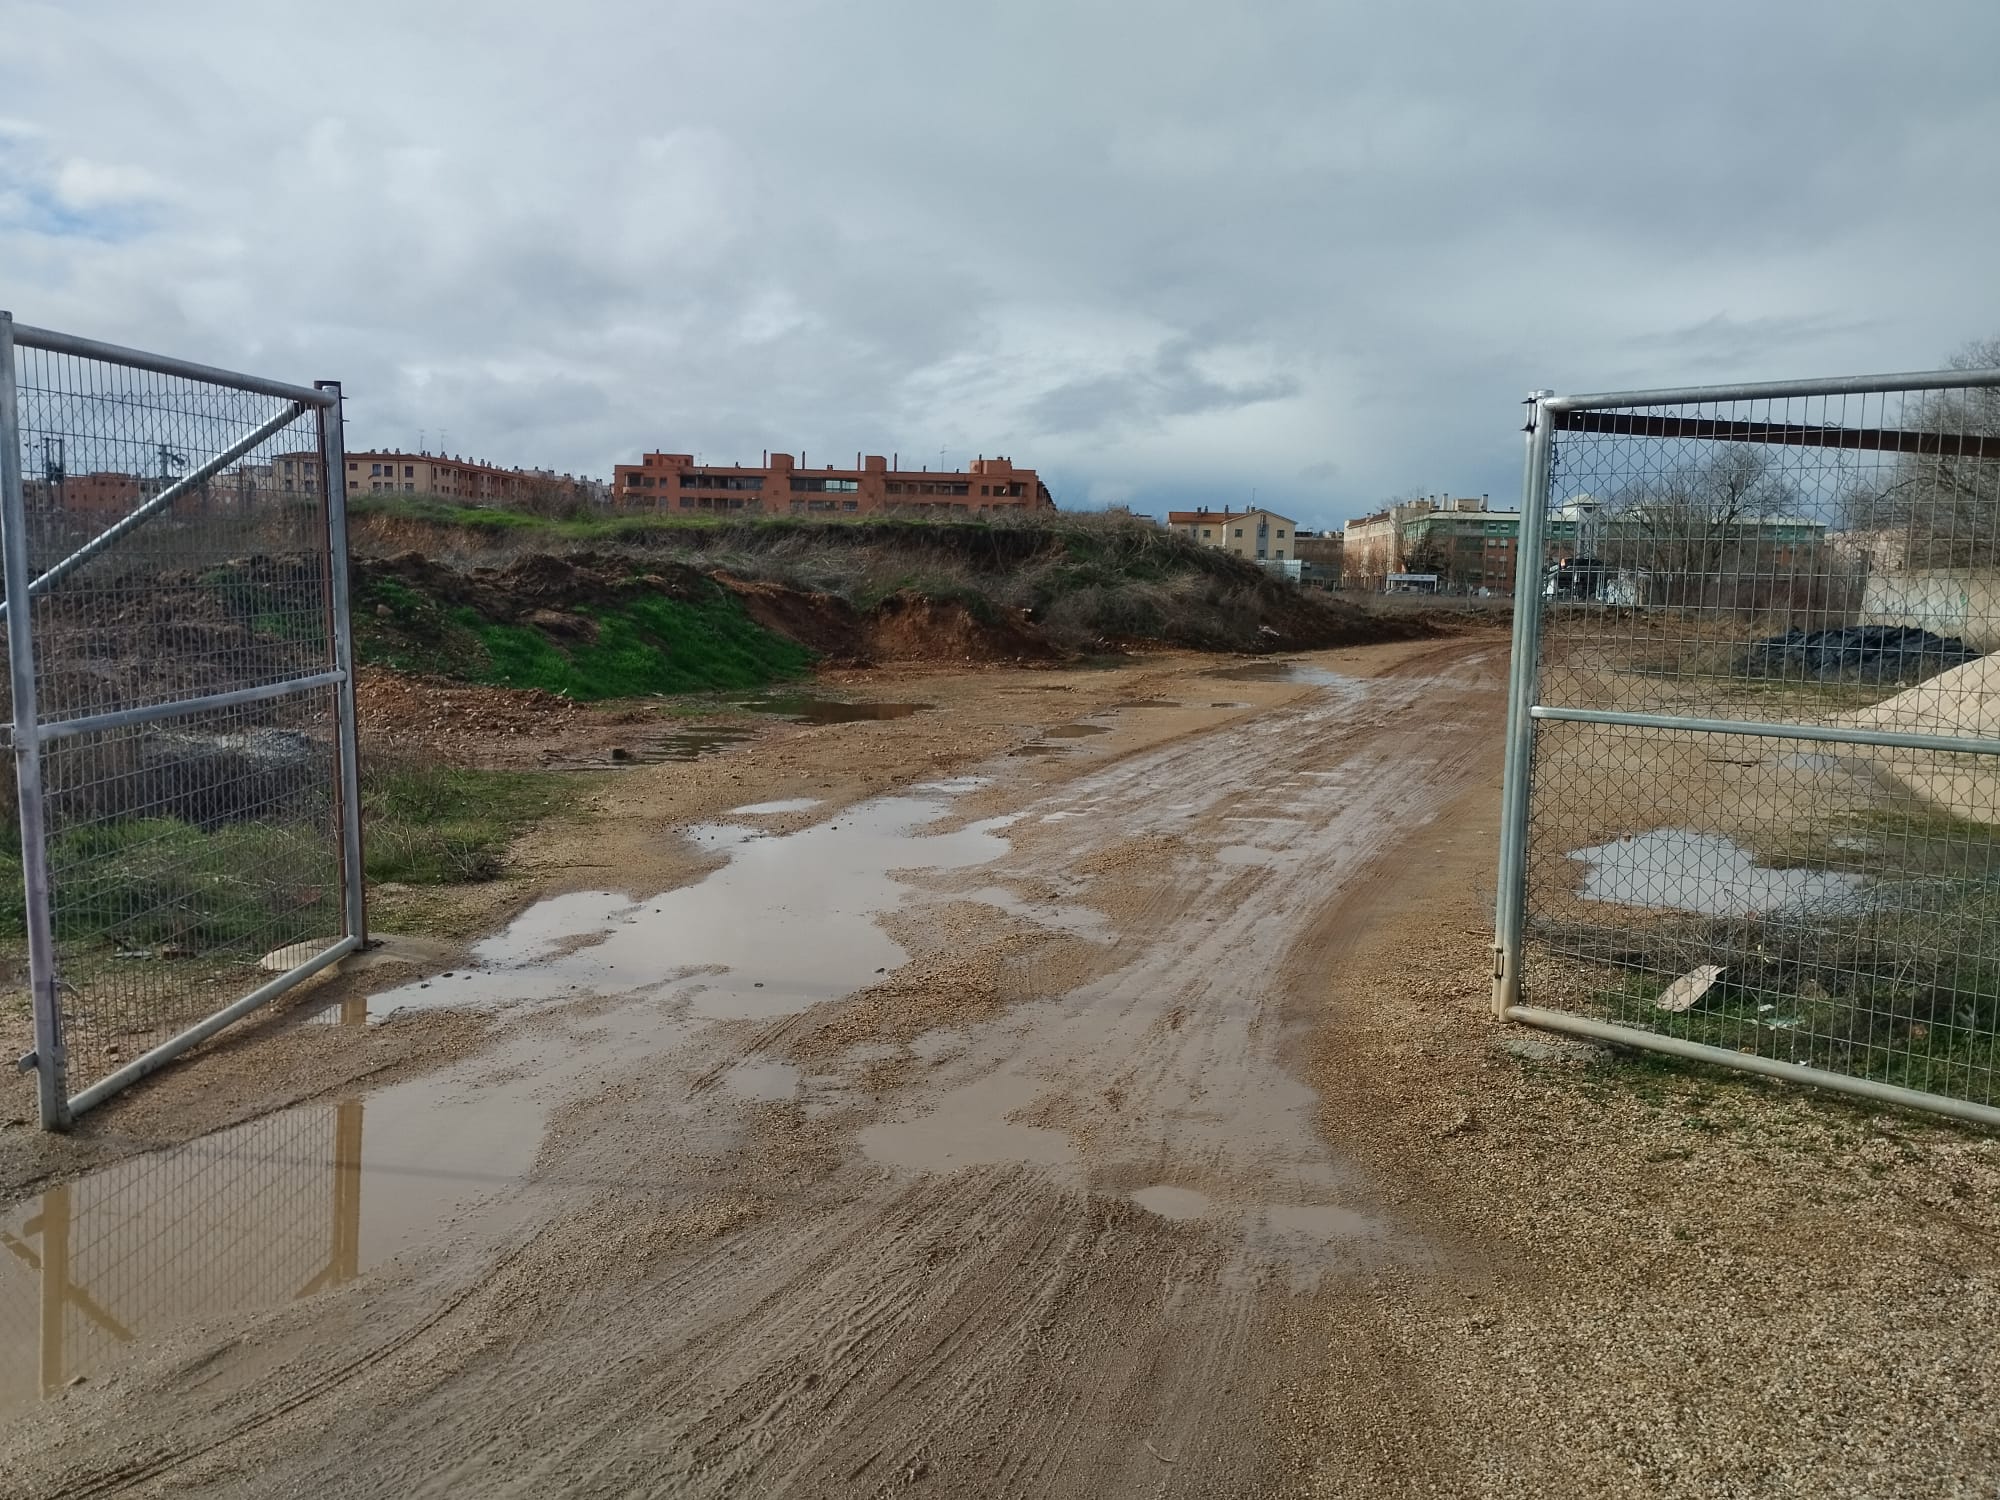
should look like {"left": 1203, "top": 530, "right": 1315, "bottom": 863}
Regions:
{"left": 1494, "top": 366, "right": 2000, "bottom": 1126}
{"left": 0, "top": 313, "right": 364, "bottom": 1128}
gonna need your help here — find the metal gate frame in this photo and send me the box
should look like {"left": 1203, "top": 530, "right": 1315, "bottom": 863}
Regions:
{"left": 0, "top": 313, "right": 365, "bottom": 1130}
{"left": 1493, "top": 365, "right": 2000, "bottom": 1128}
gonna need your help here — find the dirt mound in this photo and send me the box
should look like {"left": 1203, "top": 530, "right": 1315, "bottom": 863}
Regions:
{"left": 865, "top": 592, "right": 1057, "bottom": 663}
{"left": 712, "top": 573, "right": 871, "bottom": 664}
{"left": 361, "top": 550, "right": 712, "bottom": 625}
{"left": 1837, "top": 655, "right": 2000, "bottom": 820}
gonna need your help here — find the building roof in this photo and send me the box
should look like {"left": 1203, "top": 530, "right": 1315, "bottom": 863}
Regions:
{"left": 1166, "top": 508, "right": 1297, "bottom": 527}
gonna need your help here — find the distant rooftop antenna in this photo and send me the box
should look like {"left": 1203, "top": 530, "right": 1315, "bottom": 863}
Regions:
{"left": 418, "top": 428, "right": 427, "bottom": 454}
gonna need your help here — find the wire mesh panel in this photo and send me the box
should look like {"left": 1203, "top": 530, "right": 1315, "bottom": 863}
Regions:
{"left": 1496, "top": 369, "right": 2000, "bottom": 1124}
{"left": 0, "top": 314, "right": 363, "bottom": 1127}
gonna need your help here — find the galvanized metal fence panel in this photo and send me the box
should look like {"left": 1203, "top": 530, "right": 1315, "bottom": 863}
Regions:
{"left": 0, "top": 313, "right": 364, "bottom": 1128}
{"left": 1494, "top": 367, "right": 2000, "bottom": 1126}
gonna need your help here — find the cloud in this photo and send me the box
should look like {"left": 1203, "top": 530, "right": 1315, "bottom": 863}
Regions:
{"left": 1, "top": 0, "right": 1997, "bottom": 532}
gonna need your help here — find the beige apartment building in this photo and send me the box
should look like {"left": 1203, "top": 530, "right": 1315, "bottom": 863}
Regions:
{"left": 1166, "top": 508, "right": 1300, "bottom": 560}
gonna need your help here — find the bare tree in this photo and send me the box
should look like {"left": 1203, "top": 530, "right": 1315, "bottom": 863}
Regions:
{"left": 1606, "top": 447, "right": 1799, "bottom": 605}
{"left": 1841, "top": 335, "right": 2000, "bottom": 569}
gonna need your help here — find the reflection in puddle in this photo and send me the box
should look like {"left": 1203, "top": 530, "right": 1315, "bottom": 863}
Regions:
{"left": 1204, "top": 660, "right": 1351, "bottom": 686}
{"left": 1041, "top": 723, "right": 1110, "bottom": 739}
{"left": 729, "top": 798, "right": 823, "bottom": 816}
{"left": 1569, "top": 829, "right": 1870, "bottom": 916}
{"left": 1110, "top": 699, "right": 1179, "bottom": 709}
{"left": 741, "top": 697, "right": 931, "bottom": 724}
{"left": 369, "top": 786, "right": 1012, "bottom": 1022}
{"left": 548, "top": 727, "right": 752, "bottom": 769}
{"left": 0, "top": 1065, "right": 557, "bottom": 1408}
{"left": 720, "top": 1058, "right": 802, "bottom": 1101}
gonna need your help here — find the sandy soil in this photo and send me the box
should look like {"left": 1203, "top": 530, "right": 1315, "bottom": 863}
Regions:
{"left": 1, "top": 635, "right": 1996, "bottom": 1498}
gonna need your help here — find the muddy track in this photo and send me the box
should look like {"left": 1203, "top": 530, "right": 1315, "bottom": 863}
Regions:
{"left": 3, "top": 640, "right": 1508, "bottom": 1498}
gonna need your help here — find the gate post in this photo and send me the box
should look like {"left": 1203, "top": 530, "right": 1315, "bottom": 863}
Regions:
{"left": 0, "top": 313, "right": 66, "bottom": 1128}
{"left": 1491, "top": 391, "right": 1555, "bottom": 1019}
{"left": 316, "top": 382, "right": 366, "bottom": 948}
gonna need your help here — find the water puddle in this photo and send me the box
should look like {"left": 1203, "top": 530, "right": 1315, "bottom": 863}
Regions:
{"left": 547, "top": 727, "right": 752, "bottom": 769}
{"left": 1040, "top": 723, "right": 1110, "bottom": 739}
{"left": 368, "top": 786, "right": 1012, "bottom": 1023}
{"left": 859, "top": 1072, "right": 1079, "bottom": 1177}
{"left": 1131, "top": 1185, "right": 1212, "bottom": 1221}
{"left": 729, "top": 798, "right": 823, "bottom": 816}
{"left": 1110, "top": 698, "right": 1179, "bottom": 709}
{"left": 1569, "top": 829, "right": 1870, "bottom": 916}
{"left": 1205, "top": 660, "right": 1350, "bottom": 686}
{"left": 1010, "top": 744, "right": 1071, "bottom": 757}
{"left": 741, "top": 697, "right": 930, "bottom": 724}
{"left": 720, "top": 1057, "right": 802, "bottom": 1102}
{"left": 0, "top": 1016, "right": 597, "bottom": 1407}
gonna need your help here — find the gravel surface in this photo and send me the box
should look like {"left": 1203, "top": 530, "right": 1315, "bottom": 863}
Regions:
{"left": 1, "top": 636, "right": 1994, "bottom": 1497}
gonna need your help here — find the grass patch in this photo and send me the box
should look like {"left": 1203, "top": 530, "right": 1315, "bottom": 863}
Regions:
{"left": 355, "top": 570, "right": 814, "bottom": 700}
{"left": 364, "top": 763, "right": 581, "bottom": 884}
{"left": 1543, "top": 870, "right": 2000, "bottom": 1108}
{"left": 459, "top": 592, "right": 812, "bottom": 698}
{"left": 0, "top": 765, "right": 582, "bottom": 965}
{"left": 0, "top": 818, "right": 336, "bottom": 950}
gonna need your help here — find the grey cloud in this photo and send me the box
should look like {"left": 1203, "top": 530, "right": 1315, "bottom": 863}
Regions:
{"left": 2, "top": 0, "right": 1998, "bottom": 533}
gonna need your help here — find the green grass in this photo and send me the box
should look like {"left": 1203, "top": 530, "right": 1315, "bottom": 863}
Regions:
{"left": 355, "top": 570, "right": 812, "bottom": 700}
{"left": 0, "top": 818, "right": 336, "bottom": 950}
{"left": 457, "top": 593, "right": 812, "bottom": 699}
{"left": 1546, "top": 870, "right": 2000, "bottom": 1108}
{"left": 0, "top": 765, "right": 582, "bottom": 964}
{"left": 363, "top": 763, "right": 580, "bottom": 884}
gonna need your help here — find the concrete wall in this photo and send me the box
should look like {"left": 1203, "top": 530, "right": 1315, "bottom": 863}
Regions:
{"left": 1860, "top": 569, "right": 2000, "bottom": 650}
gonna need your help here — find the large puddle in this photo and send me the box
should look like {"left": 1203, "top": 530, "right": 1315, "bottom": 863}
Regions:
{"left": 371, "top": 784, "right": 1013, "bottom": 1023}
{"left": 1569, "top": 829, "right": 1870, "bottom": 916}
{"left": 0, "top": 1023, "right": 583, "bottom": 1406}
{"left": 1205, "top": 660, "right": 1350, "bottom": 686}
{"left": 0, "top": 778, "right": 1019, "bottom": 1405}
{"left": 740, "top": 697, "right": 931, "bottom": 724}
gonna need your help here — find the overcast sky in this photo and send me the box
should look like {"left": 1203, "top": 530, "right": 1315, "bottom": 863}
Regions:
{"left": 5, "top": 1, "right": 1999, "bottom": 530}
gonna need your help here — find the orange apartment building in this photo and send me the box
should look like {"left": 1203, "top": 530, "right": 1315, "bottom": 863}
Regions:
{"left": 338, "top": 451, "right": 604, "bottom": 505}
{"left": 611, "top": 451, "right": 1055, "bottom": 516}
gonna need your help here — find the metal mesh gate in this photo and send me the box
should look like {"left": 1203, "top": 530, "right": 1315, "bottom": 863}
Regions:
{"left": 0, "top": 313, "right": 364, "bottom": 1129}
{"left": 1494, "top": 366, "right": 2000, "bottom": 1126}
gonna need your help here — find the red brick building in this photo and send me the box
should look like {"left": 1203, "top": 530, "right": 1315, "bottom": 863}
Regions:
{"left": 611, "top": 451, "right": 1055, "bottom": 517}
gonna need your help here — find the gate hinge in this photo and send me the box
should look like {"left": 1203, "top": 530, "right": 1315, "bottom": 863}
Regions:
{"left": 15, "top": 1050, "right": 36, "bottom": 1073}
{"left": 1491, "top": 944, "right": 1506, "bottom": 981}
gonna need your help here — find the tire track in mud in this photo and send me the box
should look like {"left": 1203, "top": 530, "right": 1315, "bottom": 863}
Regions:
{"left": 19, "top": 641, "right": 1507, "bottom": 1499}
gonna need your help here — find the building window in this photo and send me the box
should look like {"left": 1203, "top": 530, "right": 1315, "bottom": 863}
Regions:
{"left": 1202, "top": 529, "right": 1212, "bottom": 539}
{"left": 1277, "top": 529, "right": 1287, "bottom": 538}
{"left": 348, "top": 461, "right": 357, "bottom": 472}
{"left": 1276, "top": 549, "right": 1285, "bottom": 559}
{"left": 1234, "top": 529, "right": 1243, "bottom": 538}
{"left": 842, "top": 500, "right": 858, "bottom": 511}
{"left": 680, "top": 498, "right": 694, "bottom": 508}
{"left": 404, "top": 465, "right": 414, "bottom": 478}
{"left": 405, "top": 482, "right": 415, "bottom": 492}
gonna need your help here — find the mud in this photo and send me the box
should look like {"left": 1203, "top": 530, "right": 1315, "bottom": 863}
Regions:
{"left": 739, "top": 695, "right": 931, "bottom": 723}
{"left": 11, "top": 632, "right": 1987, "bottom": 1497}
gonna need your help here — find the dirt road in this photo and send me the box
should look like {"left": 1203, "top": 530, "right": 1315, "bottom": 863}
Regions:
{"left": 5, "top": 635, "right": 1998, "bottom": 1499}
